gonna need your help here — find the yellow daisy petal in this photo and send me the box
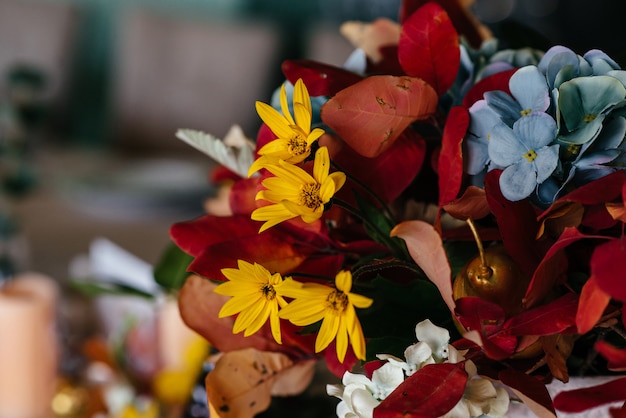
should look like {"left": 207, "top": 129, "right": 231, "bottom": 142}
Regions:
{"left": 255, "top": 102, "right": 292, "bottom": 138}
{"left": 293, "top": 102, "right": 312, "bottom": 133}
{"left": 316, "top": 314, "right": 340, "bottom": 353}
{"left": 279, "top": 83, "right": 295, "bottom": 126}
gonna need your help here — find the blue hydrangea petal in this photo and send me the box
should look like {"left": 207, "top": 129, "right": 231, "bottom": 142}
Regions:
{"left": 608, "top": 70, "right": 626, "bottom": 88}
{"left": 513, "top": 112, "right": 558, "bottom": 149}
{"left": 488, "top": 122, "right": 527, "bottom": 167}
{"left": 576, "top": 149, "right": 622, "bottom": 166}
{"left": 536, "top": 177, "right": 560, "bottom": 205}
{"left": 509, "top": 66, "right": 550, "bottom": 113}
{"left": 558, "top": 76, "right": 626, "bottom": 132}
{"left": 533, "top": 144, "right": 560, "bottom": 183}
{"left": 499, "top": 161, "right": 537, "bottom": 201}
{"left": 557, "top": 115, "right": 606, "bottom": 145}
{"left": 538, "top": 47, "right": 579, "bottom": 89}
{"left": 483, "top": 91, "right": 520, "bottom": 126}
{"left": 584, "top": 49, "right": 620, "bottom": 75}
{"left": 465, "top": 101, "right": 501, "bottom": 175}
{"left": 594, "top": 116, "right": 626, "bottom": 150}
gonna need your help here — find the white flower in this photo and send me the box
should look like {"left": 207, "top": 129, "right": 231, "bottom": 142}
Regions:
{"left": 415, "top": 319, "right": 450, "bottom": 362}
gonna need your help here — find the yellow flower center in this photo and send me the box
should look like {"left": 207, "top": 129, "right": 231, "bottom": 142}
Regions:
{"left": 523, "top": 149, "right": 538, "bottom": 162}
{"left": 261, "top": 284, "right": 277, "bottom": 300}
{"left": 565, "top": 143, "right": 581, "bottom": 158}
{"left": 520, "top": 108, "right": 532, "bottom": 116}
{"left": 584, "top": 114, "right": 597, "bottom": 123}
{"left": 300, "top": 183, "right": 322, "bottom": 209}
{"left": 287, "top": 129, "right": 309, "bottom": 156}
{"left": 327, "top": 289, "right": 349, "bottom": 313}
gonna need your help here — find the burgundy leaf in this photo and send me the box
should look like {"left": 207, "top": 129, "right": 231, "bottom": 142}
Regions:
{"left": 282, "top": 60, "right": 363, "bottom": 97}
{"left": 374, "top": 363, "right": 467, "bottom": 418}
{"left": 484, "top": 170, "right": 543, "bottom": 278}
{"left": 442, "top": 186, "right": 491, "bottom": 221}
{"left": 524, "top": 227, "right": 610, "bottom": 308}
{"left": 553, "top": 376, "right": 626, "bottom": 413}
{"left": 462, "top": 69, "right": 515, "bottom": 108}
{"left": 499, "top": 368, "right": 556, "bottom": 417}
{"left": 321, "top": 128, "right": 426, "bottom": 204}
{"left": 505, "top": 293, "right": 578, "bottom": 336}
{"left": 398, "top": 2, "right": 459, "bottom": 96}
{"left": 454, "top": 296, "right": 517, "bottom": 360}
{"left": 321, "top": 75, "right": 438, "bottom": 157}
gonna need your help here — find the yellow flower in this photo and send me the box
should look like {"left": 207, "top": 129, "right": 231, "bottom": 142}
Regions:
{"left": 251, "top": 146, "right": 346, "bottom": 232}
{"left": 278, "top": 270, "right": 373, "bottom": 362}
{"left": 215, "top": 260, "right": 289, "bottom": 344}
{"left": 249, "top": 79, "right": 325, "bottom": 176}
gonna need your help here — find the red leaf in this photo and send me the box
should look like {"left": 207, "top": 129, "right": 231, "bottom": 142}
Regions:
{"left": 442, "top": 186, "right": 491, "bottom": 221}
{"left": 322, "top": 128, "right": 426, "bottom": 204}
{"left": 398, "top": 2, "right": 459, "bottom": 96}
{"left": 390, "top": 220, "right": 456, "bottom": 313}
{"left": 281, "top": 60, "right": 363, "bottom": 97}
{"left": 577, "top": 275, "right": 611, "bottom": 334}
{"left": 596, "top": 341, "right": 626, "bottom": 372}
{"left": 524, "top": 227, "right": 610, "bottom": 308}
{"left": 229, "top": 177, "right": 260, "bottom": 215}
{"left": 321, "top": 75, "right": 438, "bottom": 158}
{"left": 484, "top": 170, "right": 543, "bottom": 278}
{"left": 438, "top": 106, "right": 470, "bottom": 208}
{"left": 454, "top": 296, "right": 517, "bottom": 360}
{"left": 400, "top": 0, "right": 488, "bottom": 49}
{"left": 592, "top": 236, "right": 626, "bottom": 301}
{"left": 553, "top": 376, "right": 626, "bottom": 413}
{"left": 170, "top": 215, "right": 341, "bottom": 281}
{"left": 499, "top": 368, "right": 556, "bottom": 417}
{"left": 462, "top": 69, "right": 515, "bottom": 108}
{"left": 374, "top": 363, "right": 467, "bottom": 418}
{"left": 505, "top": 293, "right": 578, "bottom": 336}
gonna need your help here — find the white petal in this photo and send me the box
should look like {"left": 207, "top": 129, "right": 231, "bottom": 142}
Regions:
{"left": 371, "top": 363, "right": 405, "bottom": 399}
{"left": 350, "top": 388, "right": 379, "bottom": 418}
{"left": 414, "top": 319, "right": 450, "bottom": 361}
{"left": 488, "top": 387, "right": 511, "bottom": 417}
{"left": 404, "top": 342, "right": 433, "bottom": 369}
{"left": 327, "top": 384, "right": 344, "bottom": 399}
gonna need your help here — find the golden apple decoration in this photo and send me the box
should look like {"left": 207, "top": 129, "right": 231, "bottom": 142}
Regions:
{"left": 453, "top": 219, "right": 531, "bottom": 318}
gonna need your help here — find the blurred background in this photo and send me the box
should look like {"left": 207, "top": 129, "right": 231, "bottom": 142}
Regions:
{"left": 0, "top": 0, "right": 625, "bottom": 416}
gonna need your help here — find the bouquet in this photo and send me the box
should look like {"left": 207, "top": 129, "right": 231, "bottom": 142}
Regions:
{"left": 164, "top": 1, "right": 626, "bottom": 416}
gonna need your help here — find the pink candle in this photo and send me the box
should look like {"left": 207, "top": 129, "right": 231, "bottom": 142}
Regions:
{"left": 0, "top": 273, "right": 59, "bottom": 418}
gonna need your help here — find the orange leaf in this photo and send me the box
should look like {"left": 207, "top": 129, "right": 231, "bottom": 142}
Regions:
{"left": 206, "top": 348, "right": 314, "bottom": 417}
{"left": 576, "top": 275, "right": 611, "bottom": 334}
{"left": 321, "top": 75, "right": 438, "bottom": 157}
{"left": 442, "top": 185, "right": 490, "bottom": 220}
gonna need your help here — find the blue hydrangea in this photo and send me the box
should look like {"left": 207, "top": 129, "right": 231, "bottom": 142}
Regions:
{"left": 483, "top": 65, "right": 550, "bottom": 127}
{"left": 488, "top": 113, "right": 559, "bottom": 201}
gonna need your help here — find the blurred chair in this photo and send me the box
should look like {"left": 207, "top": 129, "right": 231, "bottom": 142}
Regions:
{"left": 111, "top": 7, "right": 280, "bottom": 154}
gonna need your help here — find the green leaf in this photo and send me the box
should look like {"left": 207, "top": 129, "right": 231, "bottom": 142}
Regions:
{"left": 444, "top": 240, "right": 478, "bottom": 279}
{"left": 153, "top": 242, "right": 194, "bottom": 291}
{"left": 360, "top": 274, "right": 457, "bottom": 360}
{"left": 70, "top": 280, "right": 154, "bottom": 299}
{"left": 353, "top": 192, "right": 409, "bottom": 259}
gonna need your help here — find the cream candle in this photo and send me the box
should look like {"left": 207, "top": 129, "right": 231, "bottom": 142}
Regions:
{"left": 0, "top": 273, "right": 59, "bottom": 418}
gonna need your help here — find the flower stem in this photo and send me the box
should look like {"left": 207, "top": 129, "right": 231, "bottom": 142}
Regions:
{"left": 332, "top": 198, "right": 407, "bottom": 259}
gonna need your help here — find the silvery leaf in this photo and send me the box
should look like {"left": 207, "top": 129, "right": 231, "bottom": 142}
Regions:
{"left": 176, "top": 125, "right": 256, "bottom": 178}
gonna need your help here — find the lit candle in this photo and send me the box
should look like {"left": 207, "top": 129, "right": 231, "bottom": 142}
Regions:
{"left": 0, "top": 272, "right": 59, "bottom": 418}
